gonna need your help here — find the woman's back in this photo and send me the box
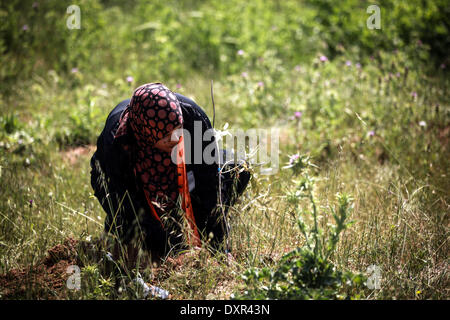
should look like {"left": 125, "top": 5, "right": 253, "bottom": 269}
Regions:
{"left": 90, "top": 85, "right": 250, "bottom": 259}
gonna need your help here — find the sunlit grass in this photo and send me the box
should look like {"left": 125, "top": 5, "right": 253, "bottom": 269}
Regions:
{"left": 1, "top": 53, "right": 448, "bottom": 298}
{"left": 0, "top": 0, "right": 448, "bottom": 300}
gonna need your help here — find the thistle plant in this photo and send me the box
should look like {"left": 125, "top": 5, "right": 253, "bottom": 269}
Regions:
{"left": 234, "top": 154, "right": 365, "bottom": 300}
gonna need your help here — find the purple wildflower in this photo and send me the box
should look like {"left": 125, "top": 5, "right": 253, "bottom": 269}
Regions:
{"left": 126, "top": 76, "right": 134, "bottom": 83}
{"left": 71, "top": 67, "right": 78, "bottom": 73}
{"left": 241, "top": 72, "right": 248, "bottom": 78}
{"left": 294, "top": 111, "right": 302, "bottom": 119}
{"left": 319, "top": 55, "right": 328, "bottom": 62}
{"left": 411, "top": 91, "right": 418, "bottom": 99}
{"left": 345, "top": 60, "right": 352, "bottom": 67}
{"left": 22, "top": 25, "right": 29, "bottom": 31}
{"left": 29, "top": 199, "right": 33, "bottom": 208}
{"left": 176, "top": 83, "right": 182, "bottom": 89}
{"left": 419, "top": 121, "right": 426, "bottom": 127}
{"left": 257, "top": 81, "right": 264, "bottom": 88}
{"left": 237, "top": 50, "right": 245, "bottom": 56}
{"left": 355, "top": 63, "right": 361, "bottom": 69}
{"left": 289, "top": 153, "right": 300, "bottom": 165}
{"left": 368, "top": 130, "right": 375, "bottom": 137}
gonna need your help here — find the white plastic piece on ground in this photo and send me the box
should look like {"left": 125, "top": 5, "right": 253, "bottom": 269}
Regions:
{"left": 105, "top": 252, "right": 114, "bottom": 262}
{"left": 105, "top": 251, "right": 170, "bottom": 299}
{"left": 149, "top": 284, "right": 170, "bottom": 300}
{"left": 134, "top": 276, "right": 169, "bottom": 299}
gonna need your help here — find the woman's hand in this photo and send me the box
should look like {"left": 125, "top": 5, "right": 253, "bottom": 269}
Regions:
{"left": 154, "top": 136, "right": 178, "bottom": 153}
{"left": 154, "top": 125, "right": 182, "bottom": 153}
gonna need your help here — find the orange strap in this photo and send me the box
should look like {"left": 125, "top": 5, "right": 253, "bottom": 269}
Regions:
{"left": 144, "top": 190, "right": 162, "bottom": 223}
{"left": 176, "top": 134, "right": 201, "bottom": 247}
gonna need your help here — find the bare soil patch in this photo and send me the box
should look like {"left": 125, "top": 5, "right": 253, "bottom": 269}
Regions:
{"left": 0, "top": 238, "right": 79, "bottom": 299}
{"left": 61, "top": 145, "right": 96, "bottom": 165}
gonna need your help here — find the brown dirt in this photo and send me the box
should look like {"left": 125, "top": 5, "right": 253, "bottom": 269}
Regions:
{"left": 0, "top": 238, "right": 79, "bottom": 299}
{"left": 438, "top": 126, "right": 449, "bottom": 150}
{"left": 0, "top": 237, "right": 190, "bottom": 299}
{"left": 61, "top": 145, "right": 96, "bottom": 165}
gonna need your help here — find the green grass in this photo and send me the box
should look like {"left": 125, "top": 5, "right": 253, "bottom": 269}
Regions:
{"left": 0, "top": 0, "right": 449, "bottom": 300}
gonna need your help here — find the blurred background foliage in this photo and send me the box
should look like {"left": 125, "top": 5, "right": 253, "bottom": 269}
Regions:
{"left": 1, "top": 0, "right": 448, "bottom": 93}
{"left": 1, "top": 0, "right": 448, "bottom": 149}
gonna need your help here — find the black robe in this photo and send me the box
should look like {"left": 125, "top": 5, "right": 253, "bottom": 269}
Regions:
{"left": 90, "top": 93, "right": 250, "bottom": 256}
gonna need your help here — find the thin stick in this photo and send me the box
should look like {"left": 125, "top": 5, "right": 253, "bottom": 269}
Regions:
{"left": 211, "top": 80, "right": 216, "bottom": 129}
{"left": 55, "top": 201, "right": 102, "bottom": 226}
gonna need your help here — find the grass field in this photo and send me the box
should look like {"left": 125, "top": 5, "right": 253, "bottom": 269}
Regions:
{"left": 0, "top": 0, "right": 448, "bottom": 299}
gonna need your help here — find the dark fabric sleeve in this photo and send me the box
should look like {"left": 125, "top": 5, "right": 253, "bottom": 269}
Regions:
{"left": 175, "top": 93, "right": 219, "bottom": 212}
{"left": 175, "top": 93, "right": 233, "bottom": 249}
{"left": 174, "top": 93, "right": 252, "bottom": 252}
